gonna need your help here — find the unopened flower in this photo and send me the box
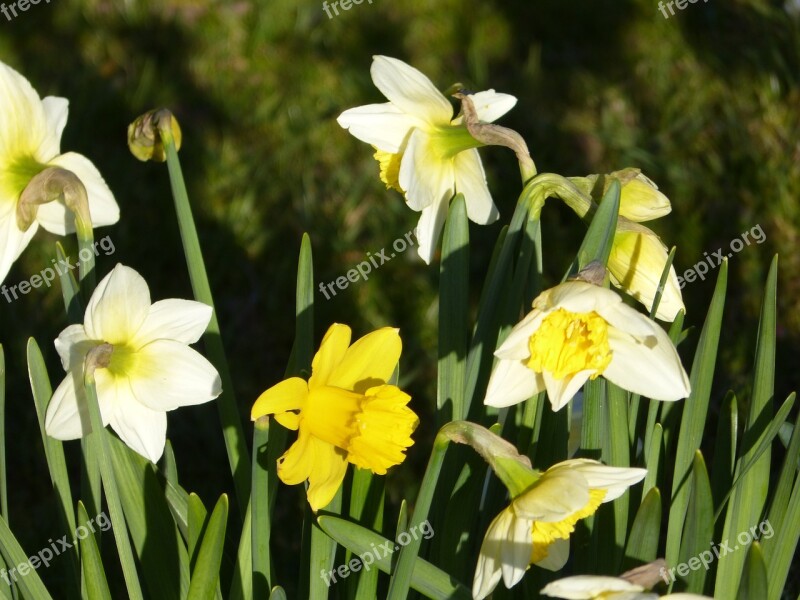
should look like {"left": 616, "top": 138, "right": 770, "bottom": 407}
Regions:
{"left": 541, "top": 574, "right": 712, "bottom": 599}
{"left": 337, "top": 55, "right": 516, "bottom": 263}
{"left": 251, "top": 323, "right": 418, "bottom": 511}
{"left": 45, "top": 264, "right": 221, "bottom": 462}
{"left": 473, "top": 459, "right": 647, "bottom": 599}
{"left": 0, "top": 61, "right": 119, "bottom": 283}
{"left": 484, "top": 279, "right": 690, "bottom": 411}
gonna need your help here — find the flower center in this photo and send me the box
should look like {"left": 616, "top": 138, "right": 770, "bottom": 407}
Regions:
{"left": 106, "top": 343, "right": 138, "bottom": 377}
{"left": 373, "top": 149, "right": 403, "bottom": 193}
{"left": 527, "top": 308, "right": 612, "bottom": 380}
{"left": 429, "top": 124, "right": 483, "bottom": 159}
{"left": 0, "top": 155, "right": 47, "bottom": 208}
{"left": 529, "top": 488, "right": 606, "bottom": 564}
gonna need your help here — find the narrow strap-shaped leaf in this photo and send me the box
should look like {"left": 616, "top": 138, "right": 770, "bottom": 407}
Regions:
{"left": 77, "top": 501, "right": 112, "bottom": 600}
{"left": 55, "top": 242, "right": 83, "bottom": 324}
{"left": 710, "top": 392, "right": 738, "bottom": 509}
{"left": 187, "top": 493, "right": 209, "bottom": 569}
{"left": 187, "top": 494, "right": 229, "bottom": 600}
{"left": 348, "top": 468, "right": 384, "bottom": 600}
{"left": 228, "top": 500, "right": 253, "bottom": 600}
{"left": 576, "top": 178, "right": 620, "bottom": 270}
{"left": 677, "top": 451, "right": 713, "bottom": 593}
{"left": 765, "top": 468, "right": 800, "bottom": 599}
{"left": 0, "top": 515, "right": 52, "bottom": 599}
{"left": 737, "top": 542, "right": 768, "bottom": 600}
{"left": 764, "top": 411, "right": 800, "bottom": 564}
{"left": 642, "top": 424, "right": 663, "bottom": 499}
{"left": 623, "top": 487, "right": 662, "bottom": 570}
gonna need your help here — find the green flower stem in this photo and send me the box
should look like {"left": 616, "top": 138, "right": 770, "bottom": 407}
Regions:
{"left": 386, "top": 433, "right": 449, "bottom": 600}
{"left": 83, "top": 347, "right": 144, "bottom": 600}
{"left": 157, "top": 120, "right": 251, "bottom": 515}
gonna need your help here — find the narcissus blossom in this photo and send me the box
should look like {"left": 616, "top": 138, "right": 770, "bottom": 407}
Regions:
{"left": 484, "top": 280, "right": 690, "bottom": 412}
{"left": 337, "top": 55, "right": 516, "bottom": 263}
{"left": 541, "top": 575, "right": 712, "bottom": 599}
{"left": 45, "top": 264, "right": 221, "bottom": 462}
{"left": 0, "top": 61, "right": 119, "bottom": 283}
{"left": 473, "top": 459, "right": 647, "bottom": 599}
{"left": 251, "top": 323, "right": 418, "bottom": 511}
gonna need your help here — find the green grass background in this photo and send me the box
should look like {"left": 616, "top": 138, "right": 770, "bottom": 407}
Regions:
{"left": 0, "top": 0, "right": 798, "bottom": 592}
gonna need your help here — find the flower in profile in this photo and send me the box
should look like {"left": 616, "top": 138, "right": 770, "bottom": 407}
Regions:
{"left": 541, "top": 575, "right": 712, "bottom": 599}
{"left": 473, "top": 459, "right": 647, "bottom": 599}
{"left": 484, "top": 278, "right": 690, "bottom": 411}
{"left": 45, "top": 264, "right": 221, "bottom": 462}
{"left": 337, "top": 55, "right": 516, "bottom": 263}
{"left": 0, "top": 61, "right": 119, "bottom": 284}
{"left": 251, "top": 323, "right": 418, "bottom": 511}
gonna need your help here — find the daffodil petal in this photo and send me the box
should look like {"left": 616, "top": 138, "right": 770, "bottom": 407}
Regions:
{"left": 0, "top": 61, "right": 47, "bottom": 160}
{"left": 105, "top": 375, "right": 167, "bottom": 463}
{"left": 127, "top": 340, "right": 221, "bottom": 411}
{"left": 604, "top": 327, "right": 690, "bottom": 401}
{"left": 484, "top": 357, "right": 544, "bottom": 408}
{"left": 553, "top": 460, "right": 647, "bottom": 502}
{"left": 41, "top": 96, "right": 68, "bottom": 154}
{"left": 37, "top": 152, "right": 120, "bottom": 235}
{"left": 542, "top": 369, "right": 593, "bottom": 412}
{"left": 326, "top": 327, "right": 401, "bottom": 392}
{"left": 132, "top": 299, "right": 212, "bottom": 347}
{"left": 309, "top": 323, "right": 351, "bottom": 388}
{"left": 305, "top": 436, "right": 348, "bottom": 511}
{"left": 473, "top": 509, "right": 514, "bottom": 600}
{"left": 541, "top": 574, "right": 645, "bottom": 598}
{"left": 460, "top": 90, "right": 517, "bottom": 124}
{"left": 454, "top": 149, "right": 499, "bottom": 225}
{"left": 414, "top": 195, "right": 449, "bottom": 264}
{"left": 532, "top": 537, "right": 570, "bottom": 572}
{"left": 0, "top": 212, "right": 38, "bottom": 285}
{"left": 501, "top": 512, "right": 534, "bottom": 589}
{"left": 399, "top": 128, "right": 455, "bottom": 211}
{"left": 84, "top": 264, "right": 151, "bottom": 343}
{"left": 618, "top": 173, "right": 672, "bottom": 222}
{"left": 513, "top": 468, "right": 589, "bottom": 522}
{"left": 495, "top": 309, "right": 547, "bottom": 360}
{"left": 277, "top": 428, "right": 314, "bottom": 485}
{"left": 545, "top": 281, "right": 622, "bottom": 314}
{"left": 44, "top": 372, "right": 92, "bottom": 440}
{"left": 54, "top": 324, "right": 95, "bottom": 370}
{"left": 336, "top": 103, "right": 420, "bottom": 154}
{"left": 370, "top": 55, "right": 452, "bottom": 125}
{"left": 594, "top": 301, "right": 657, "bottom": 338}
{"left": 251, "top": 377, "right": 309, "bottom": 420}
{"left": 660, "top": 594, "right": 714, "bottom": 599}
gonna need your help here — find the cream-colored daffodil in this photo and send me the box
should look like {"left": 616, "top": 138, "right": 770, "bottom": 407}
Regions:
{"left": 473, "top": 459, "right": 647, "bottom": 599}
{"left": 45, "top": 264, "right": 221, "bottom": 462}
{"left": 0, "top": 61, "right": 119, "bottom": 284}
{"left": 541, "top": 575, "right": 712, "bottom": 599}
{"left": 337, "top": 55, "right": 516, "bottom": 263}
{"left": 484, "top": 280, "right": 690, "bottom": 411}
{"left": 251, "top": 323, "right": 418, "bottom": 511}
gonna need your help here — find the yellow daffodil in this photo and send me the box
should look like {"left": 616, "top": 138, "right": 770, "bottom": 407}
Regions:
{"left": 473, "top": 459, "right": 647, "bottom": 599}
{"left": 484, "top": 280, "right": 690, "bottom": 411}
{"left": 0, "top": 61, "right": 119, "bottom": 284}
{"left": 337, "top": 55, "right": 516, "bottom": 263}
{"left": 569, "top": 169, "right": 683, "bottom": 321}
{"left": 251, "top": 323, "right": 418, "bottom": 511}
{"left": 45, "top": 264, "right": 221, "bottom": 462}
{"left": 541, "top": 575, "right": 712, "bottom": 599}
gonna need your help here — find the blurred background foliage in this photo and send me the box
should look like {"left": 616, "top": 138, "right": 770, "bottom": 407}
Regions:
{"left": 1, "top": 0, "right": 798, "bottom": 593}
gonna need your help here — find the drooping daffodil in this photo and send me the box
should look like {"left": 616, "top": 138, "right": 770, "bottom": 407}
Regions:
{"left": 337, "top": 55, "right": 517, "bottom": 263}
{"left": 251, "top": 323, "right": 418, "bottom": 511}
{"left": 45, "top": 264, "right": 221, "bottom": 462}
{"left": 541, "top": 575, "right": 712, "bottom": 599}
{"left": 484, "top": 278, "right": 690, "bottom": 412}
{"left": 0, "top": 60, "right": 119, "bottom": 284}
{"left": 473, "top": 459, "right": 647, "bottom": 599}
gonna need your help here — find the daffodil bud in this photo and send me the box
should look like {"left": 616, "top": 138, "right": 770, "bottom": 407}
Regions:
{"left": 608, "top": 219, "right": 685, "bottom": 321}
{"left": 127, "top": 108, "right": 182, "bottom": 162}
{"left": 18, "top": 167, "right": 92, "bottom": 238}
{"left": 571, "top": 168, "right": 671, "bottom": 223}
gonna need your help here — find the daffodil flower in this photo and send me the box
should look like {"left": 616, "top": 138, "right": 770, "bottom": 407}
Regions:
{"left": 337, "top": 55, "right": 516, "bottom": 263}
{"left": 45, "top": 264, "right": 221, "bottom": 462}
{"left": 541, "top": 575, "right": 712, "bottom": 599}
{"left": 251, "top": 323, "right": 418, "bottom": 511}
{"left": 484, "top": 280, "right": 690, "bottom": 411}
{"left": 473, "top": 459, "right": 647, "bottom": 599}
{"left": 0, "top": 61, "right": 119, "bottom": 284}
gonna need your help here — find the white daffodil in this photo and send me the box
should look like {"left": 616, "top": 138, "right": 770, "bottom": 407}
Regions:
{"left": 541, "top": 575, "right": 712, "bottom": 600}
{"left": 337, "top": 55, "right": 516, "bottom": 263}
{"left": 473, "top": 459, "right": 647, "bottom": 600}
{"left": 45, "top": 264, "right": 221, "bottom": 462}
{"left": 484, "top": 280, "right": 690, "bottom": 412}
{"left": 0, "top": 61, "right": 119, "bottom": 284}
